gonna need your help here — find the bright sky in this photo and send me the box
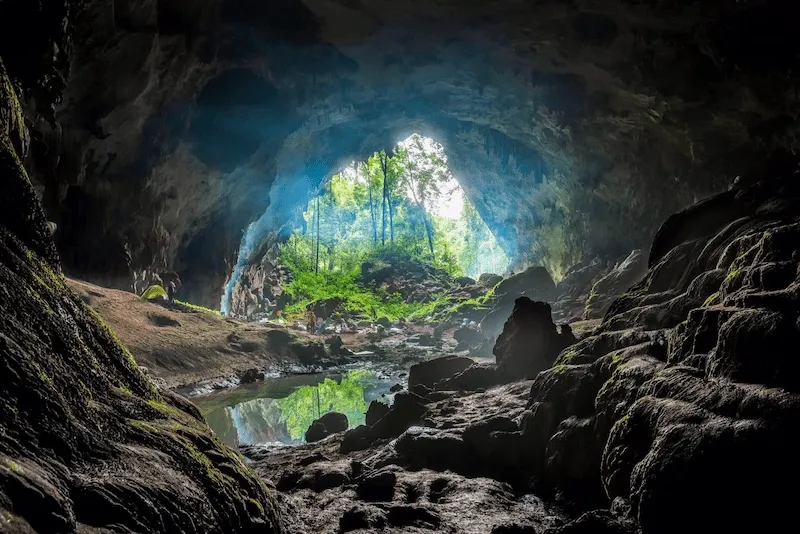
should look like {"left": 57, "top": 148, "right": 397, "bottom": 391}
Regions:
{"left": 397, "top": 134, "right": 463, "bottom": 219}
{"left": 338, "top": 134, "right": 465, "bottom": 219}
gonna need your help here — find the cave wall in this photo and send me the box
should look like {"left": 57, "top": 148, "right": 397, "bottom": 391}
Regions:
{"left": 4, "top": 0, "right": 798, "bottom": 306}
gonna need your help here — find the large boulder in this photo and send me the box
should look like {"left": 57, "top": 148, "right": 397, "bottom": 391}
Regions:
{"left": 493, "top": 297, "right": 576, "bottom": 381}
{"left": 409, "top": 355, "right": 474, "bottom": 390}
{"left": 305, "top": 411, "right": 349, "bottom": 443}
{"left": 481, "top": 266, "right": 558, "bottom": 339}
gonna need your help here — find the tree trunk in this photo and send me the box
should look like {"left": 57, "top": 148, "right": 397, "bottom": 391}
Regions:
{"left": 314, "top": 196, "right": 321, "bottom": 273}
{"left": 405, "top": 153, "right": 434, "bottom": 257}
{"left": 364, "top": 162, "right": 378, "bottom": 244}
{"left": 380, "top": 152, "right": 388, "bottom": 246}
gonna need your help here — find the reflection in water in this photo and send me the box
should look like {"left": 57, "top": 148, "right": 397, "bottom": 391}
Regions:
{"left": 192, "top": 370, "right": 392, "bottom": 446}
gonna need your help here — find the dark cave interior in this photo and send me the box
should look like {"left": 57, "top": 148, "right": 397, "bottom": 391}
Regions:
{"left": 1, "top": 1, "right": 800, "bottom": 533}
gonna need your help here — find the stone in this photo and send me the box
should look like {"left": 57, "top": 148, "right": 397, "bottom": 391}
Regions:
{"left": 453, "top": 326, "right": 485, "bottom": 347}
{"left": 365, "top": 400, "right": 390, "bottom": 427}
{"left": 356, "top": 469, "right": 397, "bottom": 502}
{"left": 305, "top": 412, "right": 349, "bottom": 443}
{"left": 238, "top": 367, "right": 264, "bottom": 384}
{"left": 493, "top": 297, "right": 576, "bottom": 380}
{"left": 478, "top": 273, "right": 503, "bottom": 288}
{"left": 408, "top": 355, "right": 474, "bottom": 389}
{"left": 584, "top": 250, "right": 648, "bottom": 319}
{"left": 436, "top": 363, "right": 499, "bottom": 391}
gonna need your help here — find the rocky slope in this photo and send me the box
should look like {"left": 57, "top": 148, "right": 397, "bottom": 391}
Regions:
{"left": 0, "top": 58, "right": 281, "bottom": 534}
{"left": 234, "top": 168, "right": 800, "bottom": 533}
{"left": 3, "top": 0, "right": 798, "bottom": 307}
{"left": 66, "top": 278, "right": 331, "bottom": 389}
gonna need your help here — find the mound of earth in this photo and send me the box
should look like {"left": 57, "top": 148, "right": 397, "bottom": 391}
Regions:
{"left": 0, "top": 62, "right": 281, "bottom": 532}
{"left": 67, "top": 279, "right": 327, "bottom": 389}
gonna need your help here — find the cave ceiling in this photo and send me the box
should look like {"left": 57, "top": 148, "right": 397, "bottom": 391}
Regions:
{"left": 9, "top": 0, "right": 798, "bottom": 305}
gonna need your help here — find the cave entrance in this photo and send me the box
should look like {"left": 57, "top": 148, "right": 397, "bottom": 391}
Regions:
{"left": 226, "top": 134, "right": 509, "bottom": 326}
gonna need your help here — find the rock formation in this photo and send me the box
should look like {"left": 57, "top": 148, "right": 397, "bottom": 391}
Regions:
{"left": 0, "top": 58, "right": 281, "bottom": 533}
{"left": 3, "top": 0, "right": 797, "bottom": 306}
{"left": 493, "top": 297, "right": 576, "bottom": 381}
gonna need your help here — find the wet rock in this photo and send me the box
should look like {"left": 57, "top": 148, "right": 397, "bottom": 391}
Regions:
{"left": 0, "top": 63, "right": 281, "bottom": 531}
{"left": 584, "top": 250, "right": 648, "bottom": 319}
{"left": 340, "top": 425, "right": 374, "bottom": 453}
{"left": 493, "top": 525, "right": 537, "bottom": 534}
{"left": 377, "top": 317, "right": 391, "bottom": 328}
{"left": 493, "top": 298, "right": 576, "bottom": 381}
{"left": 305, "top": 412, "right": 349, "bottom": 443}
{"left": 453, "top": 326, "right": 485, "bottom": 347}
{"left": 339, "top": 506, "right": 384, "bottom": 532}
{"left": 238, "top": 367, "right": 264, "bottom": 384}
{"left": 366, "top": 400, "right": 390, "bottom": 427}
{"left": 437, "top": 363, "right": 499, "bottom": 391}
{"left": 479, "top": 273, "right": 504, "bottom": 288}
{"left": 386, "top": 504, "right": 441, "bottom": 528}
{"left": 389, "top": 383, "right": 403, "bottom": 393}
{"left": 409, "top": 355, "right": 474, "bottom": 389}
{"left": 495, "top": 266, "right": 558, "bottom": 301}
{"left": 455, "top": 276, "right": 476, "bottom": 287}
{"left": 356, "top": 469, "right": 397, "bottom": 502}
{"left": 371, "top": 392, "right": 428, "bottom": 440}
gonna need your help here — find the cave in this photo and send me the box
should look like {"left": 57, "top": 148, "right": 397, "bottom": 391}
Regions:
{"left": 2, "top": 0, "right": 800, "bottom": 533}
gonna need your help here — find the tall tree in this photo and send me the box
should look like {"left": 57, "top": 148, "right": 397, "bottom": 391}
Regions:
{"left": 403, "top": 146, "right": 435, "bottom": 257}
{"left": 380, "top": 151, "right": 388, "bottom": 245}
{"left": 362, "top": 161, "right": 378, "bottom": 243}
{"left": 314, "top": 196, "right": 321, "bottom": 273}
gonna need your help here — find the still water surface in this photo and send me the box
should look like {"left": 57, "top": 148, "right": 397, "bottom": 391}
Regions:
{"left": 190, "top": 370, "right": 395, "bottom": 446}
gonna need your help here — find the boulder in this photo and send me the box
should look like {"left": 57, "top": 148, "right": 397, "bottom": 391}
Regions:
{"left": 583, "top": 250, "right": 647, "bottom": 319}
{"left": 478, "top": 273, "right": 503, "bottom": 288}
{"left": 366, "top": 400, "right": 390, "bottom": 426}
{"left": 308, "top": 297, "right": 344, "bottom": 320}
{"left": 305, "top": 412, "right": 349, "bottom": 443}
{"left": 238, "top": 368, "right": 264, "bottom": 384}
{"left": 494, "top": 266, "right": 557, "bottom": 301}
{"left": 437, "top": 363, "right": 500, "bottom": 391}
{"left": 453, "top": 326, "right": 485, "bottom": 348}
{"left": 371, "top": 392, "right": 428, "bottom": 440}
{"left": 493, "top": 297, "right": 576, "bottom": 381}
{"left": 408, "top": 355, "right": 475, "bottom": 389}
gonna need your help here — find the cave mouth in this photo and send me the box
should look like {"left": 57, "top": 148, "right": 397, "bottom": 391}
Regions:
{"left": 222, "top": 133, "right": 509, "bottom": 321}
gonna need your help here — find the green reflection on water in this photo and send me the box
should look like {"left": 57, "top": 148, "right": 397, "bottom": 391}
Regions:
{"left": 191, "top": 370, "right": 385, "bottom": 445}
{"left": 278, "top": 369, "right": 372, "bottom": 440}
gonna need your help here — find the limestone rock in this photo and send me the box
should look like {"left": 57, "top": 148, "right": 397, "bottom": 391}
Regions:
{"left": 305, "top": 412, "right": 349, "bottom": 443}
{"left": 493, "top": 297, "right": 576, "bottom": 381}
{"left": 408, "top": 355, "right": 474, "bottom": 390}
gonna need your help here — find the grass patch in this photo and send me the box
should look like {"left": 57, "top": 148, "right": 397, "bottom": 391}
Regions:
{"left": 174, "top": 299, "right": 222, "bottom": 316}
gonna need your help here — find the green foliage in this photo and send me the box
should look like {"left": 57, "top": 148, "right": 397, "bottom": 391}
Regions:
{"left": 277, "top": 370, "right": 374, "bottom": 441}
{"left": 278, "top": 134, "right": 510, "bottom": 320}
{"left": 141, "top": 284, "right": 167, "bottom": 301}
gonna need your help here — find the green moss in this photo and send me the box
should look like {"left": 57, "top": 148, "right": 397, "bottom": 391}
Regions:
{"left": 173, "top": 433, "right": 223, "bottom": 483}
{"left": 3, "top": 459, "right": 22, "bottom": 473}
{"left": 174, "top": 299, "right": 222, "bottom": 315}
{"left": 703, "top": 291, "right": 720, "bottom": 307}
{"left": 31, "top": 361, "right": 51, "bottom": 383}
{"left": 118, "top": 385, "right": 133, "bottom": 396}
{"left": 127, "top": 419, "right": 162, "bottom": 434}
{"left": 725, "top": 268, "right": 740, "bottom": 281}
{"left": 141, "top": 284, "right": 167, "bottom": 301}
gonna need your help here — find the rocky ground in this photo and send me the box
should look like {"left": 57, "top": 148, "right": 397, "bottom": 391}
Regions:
{"left": 234, "top": 169, "right": 800, "bottom": 534}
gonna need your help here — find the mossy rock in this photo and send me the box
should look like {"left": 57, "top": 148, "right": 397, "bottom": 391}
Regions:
{"left": 0, "top": 62, "right": 281, "bottom": 533}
